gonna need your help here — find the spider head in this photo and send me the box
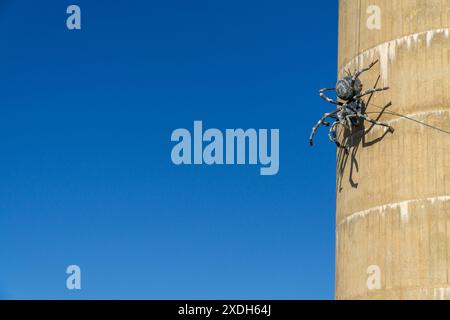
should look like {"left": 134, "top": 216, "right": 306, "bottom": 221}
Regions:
{"left": 336, "top": 76, "right": 362, "bottom": 101}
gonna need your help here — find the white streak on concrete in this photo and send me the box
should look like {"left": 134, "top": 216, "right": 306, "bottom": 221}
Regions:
{"left": 339, "top": 28, "right": 450, "bottom": 84}
{"left": 434, "top": 288, "right": 450, "bottom": 300}
{"left": 399, "top": 201, "right": 409, "bottom": 223}
{"left": 426, "top": 31, "right": 435, "bottom": 47}
{"left": 340, "top": 195, "right": 450, "bottom": 226}
{"left": 431, "top": 195, "right": 450, "bottom": 204}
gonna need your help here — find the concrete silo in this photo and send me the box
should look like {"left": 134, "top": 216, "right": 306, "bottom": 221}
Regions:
{"left": 336, "top": 0, "right": 450, "bottom": 299}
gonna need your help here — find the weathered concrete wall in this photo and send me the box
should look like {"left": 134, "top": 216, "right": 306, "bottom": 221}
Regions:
{"left": 336, "top": 0, "right": 450, "bottom": 299}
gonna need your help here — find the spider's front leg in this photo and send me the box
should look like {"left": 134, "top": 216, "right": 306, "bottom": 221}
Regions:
{"left": 352, "top": 59, "right": 379, "bottom": 80}
{"left": 310, "top": 109, "right": 339, "bottom": 146}
{"left": 319, "top": 88, "right": 344, "bottom": 106}
{"left": 355, "top": 86, "right": 390, "bottom": 99}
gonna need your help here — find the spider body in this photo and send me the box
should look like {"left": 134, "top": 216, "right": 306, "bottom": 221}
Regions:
{"left": 309, "top": 60, "right": 394, "bottom": 151}
{"left": 336, "top": 77, "right": 362, "bottom": 100}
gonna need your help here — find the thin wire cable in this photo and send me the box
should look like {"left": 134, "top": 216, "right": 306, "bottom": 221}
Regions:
{"left": 366, "top": 103, "right": 450, "bottom": 136}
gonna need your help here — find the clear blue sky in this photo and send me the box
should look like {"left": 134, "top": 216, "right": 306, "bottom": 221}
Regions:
{"left": 0, "top": 0, "right": 338, "bottom": 299}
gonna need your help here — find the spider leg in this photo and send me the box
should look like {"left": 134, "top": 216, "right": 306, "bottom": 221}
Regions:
{"left": 352, "top": 59, "right": 379, "bottom": 80}
{"left": 355, "top": 86, "right": 390, "bottom": 99}
{"left": 323, "top": 114, "right": 338, "bottom": 126}
{"left": 319, "top": 88, "right": 343, "bottom": 106}
{"left": 345, "top": 115, "right": 355, "bottom": 145}
{"left": 328, "top": 122, "right": 338, "bottom": 143}
{"left": 328, "top": 121, "right": 349, "bottom": 152}
{"left": 310, "top": 109, "right": 340, "bottom": 146}
{"left": 358, "top": 112, "right": 394, "bottom": 132}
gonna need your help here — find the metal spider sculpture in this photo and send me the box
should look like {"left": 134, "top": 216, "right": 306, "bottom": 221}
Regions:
{"left": 309, "top": 60, "right": 394, "bottom": 151}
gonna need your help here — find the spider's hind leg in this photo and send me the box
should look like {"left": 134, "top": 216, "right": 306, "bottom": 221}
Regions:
{"left": 359, "top": 113, "right": 395, "bottom": 132}
{"left": 328, "top": 121, "right": 349, "bottom": 153}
